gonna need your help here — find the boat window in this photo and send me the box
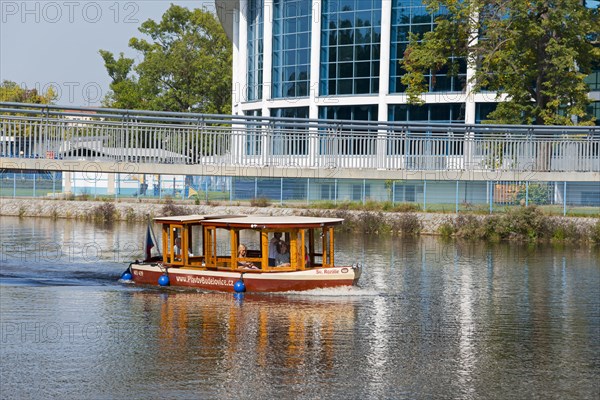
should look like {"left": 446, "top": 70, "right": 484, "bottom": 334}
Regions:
{"left": 189, "top": 225, "right": 202, "bottom": 256}
{"left": 239, "top": 229, "right": 261, "bottom": 254}
{"left": 173, "top": 227, "right": 182, "bottom": 257}
{"left": 163, "top": 224, "right": 184, "bottom": 266}
{"left": 306, "top": 228, "right": 327, "bottom": 267}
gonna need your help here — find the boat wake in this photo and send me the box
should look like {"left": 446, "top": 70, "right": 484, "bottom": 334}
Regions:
{"left": 271, "top": 285, "right": 381, "bottom": 298}
{"left": 0, "top": 270, "right": 121, "bottom": 287}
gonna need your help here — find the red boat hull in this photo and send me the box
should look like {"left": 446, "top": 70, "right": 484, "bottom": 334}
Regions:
{"left": 129, "top": 263, "right": 361, "bottom": 293}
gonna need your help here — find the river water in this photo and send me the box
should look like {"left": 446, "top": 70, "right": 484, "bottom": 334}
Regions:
{"left": 0, "top": 216, "right": 598, "bottom": 399}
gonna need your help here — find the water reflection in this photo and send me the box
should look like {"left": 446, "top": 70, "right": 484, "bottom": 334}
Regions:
{"left": 0, "top": 216, "right": 599, "bottom": 399}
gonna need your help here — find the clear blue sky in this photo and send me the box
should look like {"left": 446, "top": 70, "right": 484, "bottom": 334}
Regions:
{"left": 1, "top": 1, "right": 216, "bottom": 107}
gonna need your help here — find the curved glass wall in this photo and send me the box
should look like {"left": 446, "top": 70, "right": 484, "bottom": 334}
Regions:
{"left": 272, "top": 0, "right": 312, "bottom": 98}
{"left": 390, "top": 0, "right": 466, "bottom": 93}
{"left": 247, "top": 0, "right": 264, "bottom": 101}
{"left": 320, "top": 0, "right": 382, "bottom": 96}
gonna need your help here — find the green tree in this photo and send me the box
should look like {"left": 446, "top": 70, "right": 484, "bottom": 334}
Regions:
{"left": 0, "top": 80, "right": 57, "bottom": 104}
{"left": 402, "top": 0, "right": 599, "bottom": 125}
{"left": 100, "top": 5, "right": 232, "bottom": 114}
{"left": 0, "top": 80, "right": 57, "bottom": 139}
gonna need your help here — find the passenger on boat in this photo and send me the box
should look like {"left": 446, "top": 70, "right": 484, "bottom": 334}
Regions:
{"left": 268, "top": 232, "right": 282, "bottom": 266}
{"left": 305, "top": 246, "right": 310, "bottom": 267}
{"left": 174, "top": 237, "right": 193, "bottom": 257}
{"left": 275, "top": 241, "right": 291, "bottom": 267}
{"left": 238, "top": 244, "right": 258, "bottom": 269}
{"left": 174, "top": 237, "right": 182, "bottom": 258}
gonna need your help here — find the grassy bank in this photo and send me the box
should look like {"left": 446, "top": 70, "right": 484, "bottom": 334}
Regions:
{"left": 2, "top": 197, "right": 598, "bottom": 244}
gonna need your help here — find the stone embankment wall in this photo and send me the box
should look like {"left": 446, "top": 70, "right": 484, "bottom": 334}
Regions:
{"left": 0, "top": 198, "right": 596, "bottom": 236}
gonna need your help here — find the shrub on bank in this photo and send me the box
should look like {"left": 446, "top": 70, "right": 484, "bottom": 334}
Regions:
{"left": 250, "top": 197, "right": 271, "bottom": 207}
{"left": 161, "top": 197, "right": 191, "bottom": 216}
{"left": 355, "top": 211, "right": 389, "bottom": 234}
{"left": 438, "top": 220, "right": 455, "bottom": 238}
{"left": 591, "top": 220, "right": 600, "bottom": 244}
{"left": 390, "top": 213, "right": 422, "bottom": 236}
{"left": 302, "top": 208, "right": 421, "bottom": 236}
{"left": 92, "top": 201, "right": 117, "bottom": 223}
{"left": 441, "top": 206, "right": 595, "bottom": 243}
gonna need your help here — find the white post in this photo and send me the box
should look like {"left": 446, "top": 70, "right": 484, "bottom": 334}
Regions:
{"left": 376, "top": 1, "right": 393, "bottom": 169}
{"left": 464, "top": 4, "right": 479, "bottom": 124}
{"left": 308, "top": 0, "right": 322, "bottom": 168}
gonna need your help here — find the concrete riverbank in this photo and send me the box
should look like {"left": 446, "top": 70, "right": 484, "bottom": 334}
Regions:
{"left": 1, "top": 198, "right": 598, "bottom": 240}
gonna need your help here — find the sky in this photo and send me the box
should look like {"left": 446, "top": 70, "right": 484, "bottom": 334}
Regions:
{"left": 1, "top": 0, "right": 217, "bottom": 107}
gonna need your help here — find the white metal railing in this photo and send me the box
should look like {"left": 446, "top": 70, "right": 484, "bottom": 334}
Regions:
{"left": 0, "top": 102, "right": 598, "bottom": 173}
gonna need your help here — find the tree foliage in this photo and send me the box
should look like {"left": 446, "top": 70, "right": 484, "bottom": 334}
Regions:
{"left": 100, "top": 5, "right": 232, "bottom": 114}
{"left": 0, "top": 80, "right": 57, "bottom": 104}
{"left": 402, "top": 0, "right": 600, "bottom": 125}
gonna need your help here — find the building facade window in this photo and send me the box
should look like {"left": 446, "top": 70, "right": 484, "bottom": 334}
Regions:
{"left": 389, "top": 103, "right": 465, "bottom": 123}
{"left": 319, "top": 104, "right": 378, "bottom": 121}
{"left": 584, "top": 68, "right": 599, "bottom": 91}
{"left": 244, "top": 109, "right": 262, "bottom": 155}
{"left": 388, "top": 104, "right": 465, "bottom": 164}
{"left": 319, "top": 105, "right": 378, "bottom": 155}
{"left": 320, "top": 182, "right": 335, "bottom": 200}
{"left": 270, "top": 107, "right": 310, "bottom": 155}
{"left": 247, "top": 0, "right": 264, "bottom": 101}
{"left": 389, "top": 0, "right": 466, "bottom": 93}
{"left": 475, "top": 103, "right": 498, "bottom": 124}
{"left": 272, "top": 0, "right": 312, "bottom": 99}
{"left": 587, "top": 101, "right": 600, "bottom": 126}
{"left": 320, "top": 0, "right": 382, "bottom": 96}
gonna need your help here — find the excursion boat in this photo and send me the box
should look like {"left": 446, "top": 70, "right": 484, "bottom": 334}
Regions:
{"left": 123, "top": 214, "right": 362, "bottom": 292}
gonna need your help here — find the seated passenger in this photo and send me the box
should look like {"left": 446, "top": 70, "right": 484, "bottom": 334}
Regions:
{"left": 268, "top": 232, "right": 282, "bottom": 266}
{"left": 237, "top": 244, "right": 258, "bottom": 269}
{"left": 173, "top": 237, "right": 183, "bottom": 261}
{"left": 305, "top": 245, "right": 310, "bottom": 267}
{"left": 174, "top": 237, "right": 193, "bottom": 257}
{"left": 275, "top": 242, "right": 291, "bottom": 267}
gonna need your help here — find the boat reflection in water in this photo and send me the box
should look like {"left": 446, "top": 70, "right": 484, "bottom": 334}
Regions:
{"left": 127, "top": 290, "right": 359, "bottom": 380}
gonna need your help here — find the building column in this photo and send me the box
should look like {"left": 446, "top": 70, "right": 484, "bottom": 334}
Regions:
{"left": 261, "top": 0, "right": 274, "bottom": 117}
{"left": 378, "top": 0, "right": 392, "bottom": 123}
{"left": 309, "top": 0, "right": 322, "bottom": 121}
{"left": 464, "top": 6, "right": 479, "bottom": 124}
{"left": 377, "top": 1, "right": 393, "bottom": 169}
{"left": 260, "top": 1, "right": 274, "bottom": 165}
{"left": 232, "top": 2, "right": 243, "bottom": 115}
{"left": 235, "top": 0, "right": 249, "bottom": 164}
{"left": 308, "top": 0, "right": 322, "bottom": 167}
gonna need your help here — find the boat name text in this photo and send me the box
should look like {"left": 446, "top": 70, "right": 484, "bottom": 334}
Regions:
{"left": 174, "top": 275, "right": 233, "bottom": 287}
{"left": 316, "top": 269, "right": 340, "bottom": 274}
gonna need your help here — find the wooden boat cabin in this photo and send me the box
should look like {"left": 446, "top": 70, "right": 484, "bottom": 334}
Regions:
{"left": 154, "top": 215, "right": 344, "bottom": 273}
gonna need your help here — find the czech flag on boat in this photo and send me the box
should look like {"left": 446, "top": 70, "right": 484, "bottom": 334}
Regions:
{"left": 144, "top": 224, "right": 155, "bottom": 261}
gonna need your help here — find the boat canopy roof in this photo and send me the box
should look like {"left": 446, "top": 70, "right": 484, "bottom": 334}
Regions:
{"left": 203, "top": 215, "right": 344, "bottom": 229}
{"left": 153, "top": 214, "right": 344, "bottom": 228}
{"left": 153, "top": 214, "right": 240, "bottom": 224}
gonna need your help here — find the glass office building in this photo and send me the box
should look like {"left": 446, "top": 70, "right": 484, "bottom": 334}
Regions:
{"left": 216, "top": 0, "right": 600, "bottom": 125}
